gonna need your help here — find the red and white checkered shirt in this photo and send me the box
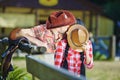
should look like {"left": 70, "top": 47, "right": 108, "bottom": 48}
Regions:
{"left": 32, "top": 24, "right": 55, "bottom": 53}
{"left": 54, "top": 39, "right": 93, "bottom": 76}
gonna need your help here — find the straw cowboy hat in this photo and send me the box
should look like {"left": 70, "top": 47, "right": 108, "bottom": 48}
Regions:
{"left": 67, "top": 24, "right": 89, "bottom": 50}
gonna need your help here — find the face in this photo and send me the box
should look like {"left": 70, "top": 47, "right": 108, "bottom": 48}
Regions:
{"left": 57, "top": 25, "right": 69, "bottom": 34}
{"left": 51, "top": 25, "right": 69, "bottom": 42}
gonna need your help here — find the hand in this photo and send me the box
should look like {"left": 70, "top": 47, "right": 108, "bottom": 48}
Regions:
{"left": 81, "top": 42, "right": 88, "bottom": 51}
{"left": 75, "top": 41, "right": 88, "bottom": 52}
{"left": 9, "top": 28, "right": 21, "bottom": 40}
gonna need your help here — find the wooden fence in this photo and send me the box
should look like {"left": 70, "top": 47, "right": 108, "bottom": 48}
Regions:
{"left": 26, "top": 54, "right": 87, "bottom": 80}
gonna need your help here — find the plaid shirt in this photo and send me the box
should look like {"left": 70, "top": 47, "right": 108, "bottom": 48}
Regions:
{"left": 32, "top": 24, "right": 55, "bottom": 53}
{"left": 54, "top": 39, "right": 93, "bottom": 76}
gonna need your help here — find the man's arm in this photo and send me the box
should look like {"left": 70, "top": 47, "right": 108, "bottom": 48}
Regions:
{"left": 9, "top": 28, "right": 47, "bottom": 47}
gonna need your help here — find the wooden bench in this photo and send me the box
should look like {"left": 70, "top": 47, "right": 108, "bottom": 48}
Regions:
{"left": 26, "top": 54, "right": 86, "bottom": 80}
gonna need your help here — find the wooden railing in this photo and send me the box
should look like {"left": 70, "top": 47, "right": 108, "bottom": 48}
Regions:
{"left": 26, "top": 54, "right": 86, "bottom": 80}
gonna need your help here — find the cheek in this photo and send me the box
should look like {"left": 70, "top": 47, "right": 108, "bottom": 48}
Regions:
{"left": 60, "top": 27, "right": 67, "bottom": 33}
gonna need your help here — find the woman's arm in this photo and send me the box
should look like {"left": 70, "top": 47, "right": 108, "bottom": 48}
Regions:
{"left": 83, "top": 40, "right": 94, "bottom": 69}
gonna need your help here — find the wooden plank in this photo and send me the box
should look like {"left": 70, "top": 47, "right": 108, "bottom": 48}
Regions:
{"left": 26, "top": 55, "right": 84, "bottom": 80}
{"left": 109, "top": 36, "right": 116, "bottom": 60}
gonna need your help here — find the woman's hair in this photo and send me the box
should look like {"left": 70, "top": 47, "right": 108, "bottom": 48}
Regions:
{"left": 63, "top": 18, "right": 85, "bottom": 40}
{"left": 76, "top": 18, "right": 85, "bottom": 26}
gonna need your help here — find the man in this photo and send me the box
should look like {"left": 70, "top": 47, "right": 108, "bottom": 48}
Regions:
{"left": 9, "top": 10, "right": 76, "bottom": 53}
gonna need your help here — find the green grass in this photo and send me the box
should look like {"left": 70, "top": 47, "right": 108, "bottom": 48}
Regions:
{"left": 86, "top": 61, "right": 120, "bottom": 80}
{"left": 12, "top": 57, "right": 120, "bottom": 80}
{"left": 13, "top": 57, "right": 26, "bottom": 60}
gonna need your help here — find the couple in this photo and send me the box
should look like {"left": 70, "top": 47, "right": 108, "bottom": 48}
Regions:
{"left": 10, "top": 10, "right": 93, "bottom": 77}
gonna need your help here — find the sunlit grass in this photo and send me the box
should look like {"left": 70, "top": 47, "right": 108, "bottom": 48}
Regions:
{"left": 86, "top": 61, "right": 120, "bottom": 80}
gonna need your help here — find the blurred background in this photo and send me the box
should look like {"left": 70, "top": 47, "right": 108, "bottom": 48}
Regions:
{"left": 0, "top": 0, "right": 120, "bottom": 80}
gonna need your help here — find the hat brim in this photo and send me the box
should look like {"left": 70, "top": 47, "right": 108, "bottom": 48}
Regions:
{"left": 67, "top": 24, "right": 89, "bottom": 50}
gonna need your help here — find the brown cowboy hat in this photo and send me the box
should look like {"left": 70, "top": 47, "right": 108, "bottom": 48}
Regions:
{"left": 46, "top": 10, "right": 76, "bottom": 29}
{"left": 67, "top": 24, "right": 89, "bottom": 50}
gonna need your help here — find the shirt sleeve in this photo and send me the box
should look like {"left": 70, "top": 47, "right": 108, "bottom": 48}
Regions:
{"left": 32, "top": 24, "right": 46, "bottom": 41}
{"left": 84, "top": 40, "right": 94, "bottom": 69}
{"left": 32, "top": 24, "right": 56, "bottom": 53}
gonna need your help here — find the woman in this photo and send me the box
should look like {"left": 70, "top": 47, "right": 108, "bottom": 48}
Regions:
{"left": 54, "top": 19, "right": 94, "bottom": 77}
